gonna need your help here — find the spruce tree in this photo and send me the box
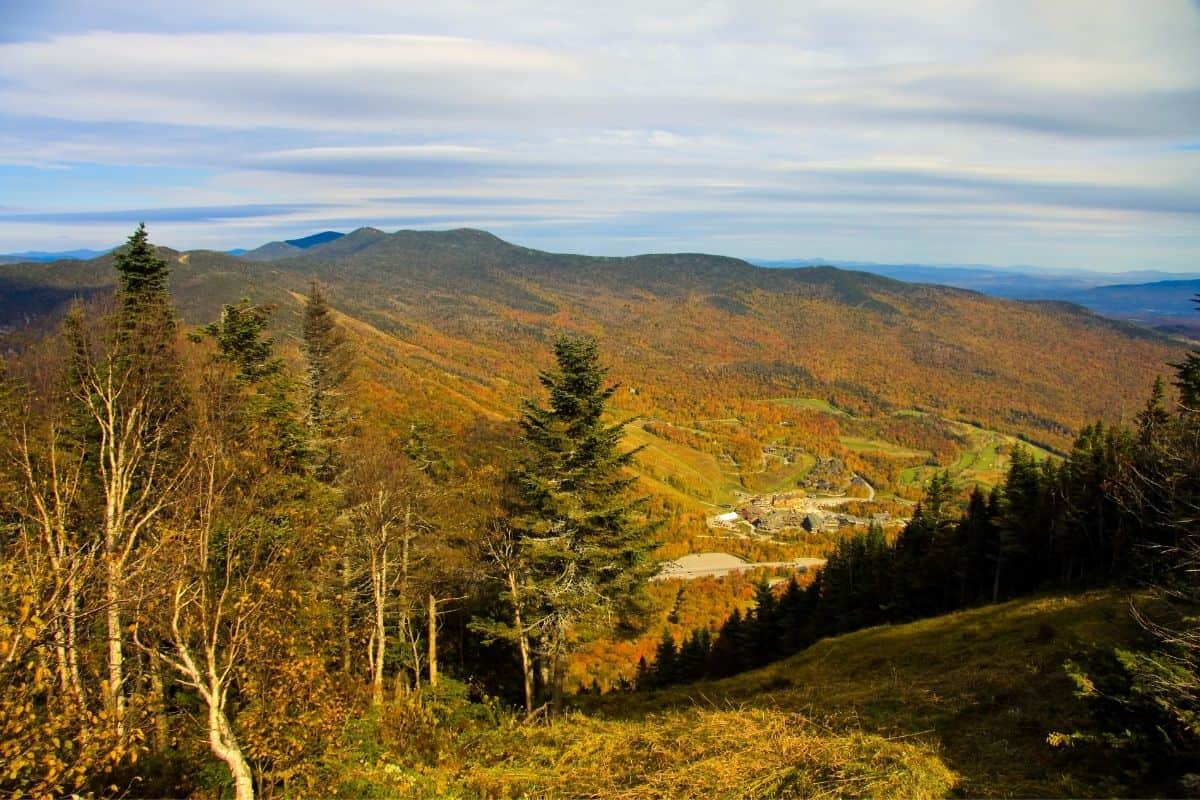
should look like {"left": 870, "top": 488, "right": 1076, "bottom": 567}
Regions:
{"left": 1172, "top": 295, "right": 1200, "bottom": 411}
{"left": 301, "top": 282, "right": 350, "bottom": 482}
{"left": 112, "top": 223, "right": 186, "bottom": 434}
{"left": 202, "top": 300, "right": 307, "bottom": 472}
{"left": 650, "top": 629, "right": 678, "bottom": 688}
{"left": 508, "top": 334, "right": 657, "bottom": 711}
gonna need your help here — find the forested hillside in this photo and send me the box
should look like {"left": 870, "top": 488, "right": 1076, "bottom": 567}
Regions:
{"left": 2, "top": 228, "right": 1178, "bottom": 442}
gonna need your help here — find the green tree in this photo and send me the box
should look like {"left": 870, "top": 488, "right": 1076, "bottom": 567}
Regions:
{"left": 112, "top": 222, "right": 187, "bottom": 437}
{"left": 507, "top": 334, "right": 657, "bottom": 712}
{"left": 201, "top": 300, "right": 306, "bottom": 471}
{"left": 650, "top": 629, "right": 679, "bottom": 688}
{"left": 1171, "top": 295, "right": 1200, "bottom": 411}
{"left": 301, "top": 281, "right": 350, "bottom": 483}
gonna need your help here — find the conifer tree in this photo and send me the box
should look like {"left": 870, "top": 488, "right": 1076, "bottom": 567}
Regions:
{"left": 202, "top": 300, "right": 306, "bottom": 471}
{"left": 650, "top": 629, "right": 678, "bottom": 688}
{"left": 507, "top": 334, "right": 657, "bottom": 711}
{"left": 301, "top": 281, "right": 350, "bottom": 482}
{"left": 1172, "top": 295, "right": 1200, "bottom": 411}
{"left": 112, "top": 222, "right": 187, "bottom": 435}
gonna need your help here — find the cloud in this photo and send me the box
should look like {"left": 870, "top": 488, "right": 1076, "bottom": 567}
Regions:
{"left": 0, "top": 203, "right": 337, "bottom": 225}
{"left": 0, "top": 1, "right": 1197, "bottom": 269}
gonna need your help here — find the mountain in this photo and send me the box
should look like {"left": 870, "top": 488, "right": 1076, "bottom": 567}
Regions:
{"left": 0, "top": 227, "right": 1184, "bottom": 459}
{"left": 754, "top": 259, "right": 1200, "bottom": 336}
{"left": 1066, "top": 277, "right": 1200, "bottom": 322}
{"left": 238, "top": 230, "right": 347, "bottom": 261}
{"left": 0, "top": 247, "right": 113, "bottom": 263}
{"left": 241, "top": 240, "right": 303, "bottom": 261}
{"left": 284, "top": 230, "right": 344, "bottom": 249}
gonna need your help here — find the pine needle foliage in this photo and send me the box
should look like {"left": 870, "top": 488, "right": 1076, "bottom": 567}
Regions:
{"left": 508, "top": 334, "right": 659, "bottom": 705}
{"left": 301, "top": 282, "right": 351, "bottom": 482}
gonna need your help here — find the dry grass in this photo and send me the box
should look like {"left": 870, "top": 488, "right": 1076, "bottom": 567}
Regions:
{"left": 331, "top": 591, "right": 1144, "bottom": 798}
{"left": 457, "top": 708, "right": 954, "bottom": 799}
{"left": 598, "top": 590, "right": 1147, "bottom": 797}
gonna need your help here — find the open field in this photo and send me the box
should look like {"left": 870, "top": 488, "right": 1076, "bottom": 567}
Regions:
{"left": 839, "top": 435, "right": 929, "bottom": 458}
{"left": 591, "top": 590, "right": 1150, "bottom": 798}
{"left": 624, "top": 423, "right": 743, "bottom": 506}
{"left": 899, "top": 419, "right": 1058, "bottom": 490}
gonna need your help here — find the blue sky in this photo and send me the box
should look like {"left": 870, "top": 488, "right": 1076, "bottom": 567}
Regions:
{"left": 1, "top": 1, "right": 1198, "bottom": 271}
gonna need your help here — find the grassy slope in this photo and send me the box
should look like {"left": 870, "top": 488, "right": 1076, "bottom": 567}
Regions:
{"left": 341, "top": 591, "right": 1143, "bottom": 798}
{"left": 586, "top": 590, "right": 1144, "bottom": 798}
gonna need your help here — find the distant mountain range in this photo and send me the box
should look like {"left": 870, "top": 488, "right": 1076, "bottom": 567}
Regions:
{"left": 236, "top": 230, "right": 347, "bottom": 261}
{"left": 0, "top": 232, "right": 346, "bottom": 264}
{"left": 753, "top": 259, "right": 1200, "bottom": 336}
{"left": 0, "top": 247, "right": 113, "bottom": 263}
{"left": 3, "top": 232, "right": 1195, "bottom": 337}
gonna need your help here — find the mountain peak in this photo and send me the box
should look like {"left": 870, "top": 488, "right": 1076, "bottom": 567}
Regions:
{"left": 284, "top": 230, "right": 344, "bottom": 249}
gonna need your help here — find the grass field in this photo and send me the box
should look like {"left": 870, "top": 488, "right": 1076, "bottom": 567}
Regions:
{"left": 592, "top": 590, "right": 1148, "bottom": 798}
{"left": 335, "top": 590, "right": 1150, "bottom": 798}
{"left": 839, "top": 435, "right": 929, "bottom": 458}
{"left": 743, "top": 450, "right": 819, "bottom": 494}
{"left": 625, "top": 404, "right": 1061, "bottom": 511}
{"left": 625, "top": 423, "right": 744, "bottom": 506}
{"left": 899, "top": 420, "right": 1058, "bottom": 491}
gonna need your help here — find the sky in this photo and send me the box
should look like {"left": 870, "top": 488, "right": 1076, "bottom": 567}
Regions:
{"left": 0, "top": 0, "right": 1198, "bottom": 271}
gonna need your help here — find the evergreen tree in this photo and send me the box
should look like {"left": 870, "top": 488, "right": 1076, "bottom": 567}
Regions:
{"left": 507, "top": 334, "right": 658, "bottom": 710}
{"left": 776, "top": 576, "right": 814, "bottom": 656}
{"left": 818, "top": 523, "right": 894, "bottom": 635}
{"left": 301, "top": 282, "right": 351, "bottom": 483}
{"left": 115, "top": 222, "right": 169, "bottom": 300}
{"left": 708, "top": 608, "right": 746, "bottom": 678}
{"left": 201, "top": 300, "right": 307, "bottom": 472}
{"left": 893, "top": 472, "right": 957, "bottom": 618}
{"left": 951, "top": 487, "right": 998, "bottom": 605}
{"left": 111, "top": 222, "right": 187, "bottom": 437}
{"left": 634, "top": 655, "right": 651, "bottom": 690}
{"left": 749, "top": 581, "right": 780, "bottom": 667}
{"left": 995, "top": 446, "right": 1057, "bottom": 598}
{"left": 677, "top": 628, "right": 712, "bottom": 682}
{"left": 650, "top": 629, "right": 678, "bottom": 688}
{"left": 1171, "top": 294, "right": 1200, "bottom": 411}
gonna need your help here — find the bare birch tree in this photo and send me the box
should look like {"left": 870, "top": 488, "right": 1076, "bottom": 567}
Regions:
{"left": 64, "top": 306, "right": 188, "bottom": 735}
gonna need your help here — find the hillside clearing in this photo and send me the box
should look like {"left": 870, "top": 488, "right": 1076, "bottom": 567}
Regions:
{"left": 592, "top": 590, "right": 1150, "bottom": 798}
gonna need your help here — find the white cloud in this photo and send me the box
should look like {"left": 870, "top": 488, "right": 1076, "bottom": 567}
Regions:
{"left": 0, "top": 1, "right": 1197, "bottom": 268}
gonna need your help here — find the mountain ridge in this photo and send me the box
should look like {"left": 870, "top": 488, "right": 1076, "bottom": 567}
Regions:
{"left": 0, "top": 227, "right": 1183, "bottom": 455}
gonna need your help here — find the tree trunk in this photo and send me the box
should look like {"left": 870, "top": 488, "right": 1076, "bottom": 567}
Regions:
{"left": 506, "top": 568, "right": 534, "bottom": 716}
{"left": 66, "top": 572, "right": 84, "bottom": 704}
{"left": 371, "top": 543, "right": 388, "bottom": 707}
{"left": 372, "top": 589, "right": 386, "bottom": 706}
{"left": 400, "top": 503, "right": 419, "bottom": 692}
{"left": 341, "top": 549, "right": 353, "bottom": 674}
{"left": 427, "top": 593, "right": 438, "bottom": 688}
{"left": 551, "top": 650, "right": 564, "bottom": 717}
{"left": 149, "top": 654, "right": 169, "bottom": 752}
{"left": 104, "top": 563, "right": 126, "bottom": 735}
{"left": 209, "top": 698, "right": 255, "bottom": 800}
